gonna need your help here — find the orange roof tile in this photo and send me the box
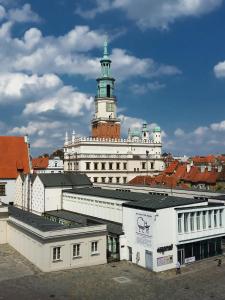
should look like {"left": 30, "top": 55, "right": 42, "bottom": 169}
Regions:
{"left": 0, "top": 136, "right": 30, "bottom": 179}
{"left": 164, "top": 160, "right": 179, "bottom": 175}
{"left": 32, "top": 157, "right": 49, "bottom": 169}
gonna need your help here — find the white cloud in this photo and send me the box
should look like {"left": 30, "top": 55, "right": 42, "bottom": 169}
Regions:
{"left": 214, "top": 61, "right": 225, "bottom": 78}
{"left": 9, "top": 121, "right": 62, "bottom": 136}
{"left": 32, "top": 138, "right": 50, "bottom": 148}
{"left": 131, "top": 81, "right": 166, "bottom": 95}
{"left": 8, "top": 3, "right": 40, "bottom": 23}
{"left": 193, "top": 126, "right": 208, "bottom": 136}
{"left": 76, "top": 0, "right": 223, "bottom": 29}
{"left": 0, "top": 72, "right": 62, "bottom": 102}
{"left": 211, "top": 120, "right": 225, "bottom": 131}
{"left": 174, "top": 128, "right": 185, "bottom": 137}
{"left": 23, "top": 86, "right": 94, "bottom": 117}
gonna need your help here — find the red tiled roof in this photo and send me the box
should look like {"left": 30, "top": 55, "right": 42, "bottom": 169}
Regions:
{"left": 0, "top": 136, "right": 30, "bottom": 179}
{"left": 191, "top": 155, "right": 216, "bottom": 164}
{"left": 164, "top": 160, "right": 179, "bottom": 175}
{"left": 32, "top": 157, "right": 49, "bottom": 169}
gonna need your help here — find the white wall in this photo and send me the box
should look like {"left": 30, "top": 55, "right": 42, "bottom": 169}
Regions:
{"left": 31, "top": 176, "right": 45, "bottom": 214}
{"left": 0, "top": 179, "right": 16, "bottom": 204}
{"left": 45, "top": 188, "right": 63, "bottom": 212}
{"left": 63, "top": 192, "right": 123, "bottom": 223}
{"left": 0, "top": 219, "right": 7, "bottom": 244}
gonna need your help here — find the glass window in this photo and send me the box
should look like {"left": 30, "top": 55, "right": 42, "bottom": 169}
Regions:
{"left": 208, "top": 211, "right": 212, "bottom": 228}
{"left": 108, "top": 177, "right": 113, "bottom": 183}
{"left": 0, "top": 184, "right": 6, "bottom": 196}
{"left": 101, "top": 177, "right": 106, "bottom": 183}
{"left": 106, "top": 103, "right": 114, "bottom": 112}
{"left": 116, "top": 177, "right": 120, "bottom": 183}
{"left": 101, "top": 162, "right": 105, "bottom": 170}
{"left": 73, "top": 244, "right": 80, "bottom": 258}
{"left": 123, "top": 177, "right": 127, "bottom": 184}
{"left": 116, "top": 163, "right": 120, "bottom": 170}
{"left": 86, "top": 162, "right": 90, "bottom": 170}
{"left": 94, "top": 162, "right": 98, "bottom": 170}
{"left": 196, "top": 212, "right": 201, "bottom": 230}
{"left": 123, "top": 163, "right": 127, "bottom": 170}
{"left": 142, "top": 162, "right": 146, "bottom": 169}
{"left": 184, "top": 213, "right": 189, "bottom": 232}
{"left": 178, "top": 213, "right": 182, "bottom": 233}
{"left": 190, "top": 212, "right": 195, "bottom": 231}
{"left": 214, "top": 210, "right": 218, "bottom": 227}
{"left": 91, "top": 241, "right": 98, "bottom": 254}
{"left": 202, "top": 211, "right": 206, "bottom": 229}
{"left": 109, "top": 162, "right": 113, "bottom": 170}
{"left": 220, "top": 210, "right": 223, "bottom": 227}
{"left": 53, "top": 247, "right": 61, "bottom": 261}
{"left": 93, "top": 177, "right": 98, "bottom": 183}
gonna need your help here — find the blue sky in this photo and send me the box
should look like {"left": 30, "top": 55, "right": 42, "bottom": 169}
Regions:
{"left": 0, "top": 0, "right": 225, "bottom": 156}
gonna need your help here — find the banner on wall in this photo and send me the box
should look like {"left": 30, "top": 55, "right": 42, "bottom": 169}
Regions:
{"left": 136, "top": 213, "right": 153, "bottom": 247}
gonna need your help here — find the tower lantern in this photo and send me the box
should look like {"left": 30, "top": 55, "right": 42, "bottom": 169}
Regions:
{"left": 92, "top": 39, "right": 120, "bottom": 139}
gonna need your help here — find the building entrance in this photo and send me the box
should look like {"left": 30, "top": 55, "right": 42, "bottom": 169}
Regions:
{"left": 177, "top": 248, "right": 185, "bottom": 265}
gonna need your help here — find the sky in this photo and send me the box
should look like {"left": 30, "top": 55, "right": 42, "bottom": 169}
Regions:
{"left": 0, "top": 0, "right": 225, "bottom": 156}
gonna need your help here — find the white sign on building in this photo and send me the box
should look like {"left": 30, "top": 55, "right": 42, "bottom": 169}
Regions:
{"left": 136, "top": 213, "right": 153, "bottom": 247}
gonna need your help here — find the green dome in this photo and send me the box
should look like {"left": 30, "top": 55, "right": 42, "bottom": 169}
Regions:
{"left": 153, "top": 126, "right": 161, "bottom": 132}
{"left": 130, "top": 129, "right": 141, "bottom": 137}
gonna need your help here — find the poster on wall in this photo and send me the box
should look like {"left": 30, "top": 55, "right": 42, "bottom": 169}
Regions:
{"left": 157, "top": 255, "right": 173, "bottom": 267}
{"left": 136, "top": 213, "right": 153, "bottom": 247}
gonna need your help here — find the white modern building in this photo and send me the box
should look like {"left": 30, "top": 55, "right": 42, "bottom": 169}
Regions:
{"left": 64, "top": 41, "right": 165, "bottom": 184}
{"left": 0, "top": 205, "right": 107, "bottom": 272}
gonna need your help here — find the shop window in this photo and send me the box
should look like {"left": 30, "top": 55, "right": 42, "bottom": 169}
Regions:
{"left": 178, "top": 213, "right": 182, "bottom": 233}
{"left": 190, "top": 213, "right": 195, "bottom": 231}
{"left": 86, "top": 162, "right": 90, "bottom": 170}
{"left": 0, "top": 184, "right": 6, "bottom": 196}
{"left": 91, "top": 241, "right": 98, "bottom": 255}
{"left": 202, "top": 211, "right": 206, "bottom": 229}
{"left": 73, "top": 244, "right": 81, "bottom": 258}
{"left": 219, "top": 210, "right": 223, "bottom": 227}
{"left": 184, "top": 213, "right": 189, "bottom": 232}
{"left": 53, "top": 246, "right": 61, "bottom": 261}
{"left": 214, "top": 210, "right": 218, "bottom": 227}
{"left": 208, "top": 211, "right": 212, "bottom": 228}
{"left": 196, "top": 212, "right": 201, "bottom": 230}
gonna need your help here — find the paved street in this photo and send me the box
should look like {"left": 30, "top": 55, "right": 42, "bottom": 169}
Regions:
{"left": 1, "top": 244, "right": 225, "bottom": 300}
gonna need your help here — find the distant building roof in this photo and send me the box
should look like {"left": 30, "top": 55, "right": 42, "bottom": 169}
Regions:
{"left": 32, "top": 157, "right": 49, "bottom": 169}
{"left": 0, "top": 136, "right": 30, "bottom": 179}
{"left": 37, "top": 173, "right": 92, "bottom": 188}
{"left": 64, "top": 187, "right": 207, "bottom": 211}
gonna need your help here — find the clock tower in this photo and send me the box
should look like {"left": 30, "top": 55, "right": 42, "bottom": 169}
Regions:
{"left": 92, "top": 40, "right": 121, "bottom": 139}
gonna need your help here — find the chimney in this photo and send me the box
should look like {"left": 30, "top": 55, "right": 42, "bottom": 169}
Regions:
{"left": 208, "top": 165, "right": 212, "bottom": 172}
{"left": 200, "top": 165, "right": 205, "bottom": 173}
{"left": 187, "top": 164, "right": 191, "bottom": 173}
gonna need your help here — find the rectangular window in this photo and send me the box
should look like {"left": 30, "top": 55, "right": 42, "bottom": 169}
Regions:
{"left": 190, "top": 212, "right": 195, "bottom": 231}
{"left": 86, "top": 162, "right": 90, "bottom": 170}
{"left": 208, "top": 211, "right": 212, "bottom": 228}
{"left": 53, "top": 246, "right": 61, "bottom": 261}
{"left": 93, "top": 177, "right": 98, "bottom": 183}
{"left": 178, "top": 213, "right": 182, "bottom": 233}
{"left": 101, "top": 162, "right": 105, "bottom": 170}
{"left": 108, "top": 177, "right": 113, "bottom": 183}
{"left": 214, "top": 210, "right": 218, "bottom": 227}
{"left": 94, "top": 162, "right": 98, "bottom": 170}
{"left": 91, "top": 241, "right": 98, "bottom": 254}
{"left": 116, "top": 162, "right": 120, "bottom": 170}
{"left": 109, "top": 162, "right": 113, "bottom": 170}
{"left": 123, "top": 163, "right": 127, "bottom": 170}
{"left": 101, "top": 177, "right": 106, "bottom": 183}
{"left": 142, "top": 162, "right": 146, "bottom": 169}
{"left": 73, "top": 244, "right": 80, "bottom": 258}
{"left": 116, "top": 177, "right": 120, "bottom": 183}
{"left": 150, "top": 162, "right": 154, "bottom": 169}
{"left": 0, "top": 184, "right": 6, "bottom": 196}
{"left": 184, "top": 213, "right": 188, "bottom": 232}
{"left": 106, "top": 103, "right": 114, "bottom": 112}
{"left": 123, "top": 177, "right": 127, "bottom": 184}
{"left": 196, "top": 212, "right": 201, "bottom": 230}
{"left": 202, "top": 211, "right": 206, "bottom": 229}
{"left": 220, "top": 210, "right": 223, "bottom": 227}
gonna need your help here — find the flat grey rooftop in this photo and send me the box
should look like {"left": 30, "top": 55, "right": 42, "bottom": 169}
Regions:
{"left": 210, "top": 195, "right": 225, "bottom": 201}
{"left": 38, "top": 172, "right": 92, "bottom": 187}
{"left": 45, "top": 210, "right": 123, "bottom": 235}
{"left": 63, "top": 187, "right": 207, "bottom": 211}
{"left": 9, "top": 206, "right": 67, "bottom": 232}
